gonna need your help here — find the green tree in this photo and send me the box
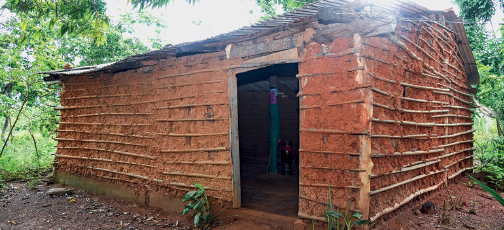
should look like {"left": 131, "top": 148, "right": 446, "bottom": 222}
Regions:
{"left": 455, "top": 0, "right": 504, "bottom": 135}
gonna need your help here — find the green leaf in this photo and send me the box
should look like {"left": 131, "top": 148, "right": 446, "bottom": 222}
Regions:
{"left": 352, "top": 212, "right": 363, "bottom": 220}
{"left": 184, "top": 190, "right": 198, "bottom": 198}
{"left": 194, "top": 212, "right": 202, "bottom": 226}
{"left": 327, "top": 210, "right": 343, "bottom": 218}
{"left": 195, "top": 189, "right": 204, "bottom": 198}
{"left": 194, "top": 199, "right": 205, "bottom": 210}
{"left": 467, "top": 174, "right": 504, "bottom": 206}
{"left": 182, "top": 208, "right": 191, "bottom": 215}
{"left": 20, "top": 21, "right": 27, "bottom": 31}
{"left": 193, "top": 182, "right": 204, "bottom": 191}
{"left": 354, "top": 219, "right": 370, "bottom": 225}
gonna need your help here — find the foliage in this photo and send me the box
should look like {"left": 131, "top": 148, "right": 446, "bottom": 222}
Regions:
{"left": 128, "top": 0, "right": 198, "bottom": 10}
{"left": 474, "top": 136, "right": 504, "bottom": 190}
{"left": 444, "top": 182, "right": 464, "bottom": 210}
{"left": 255, "top": 0, "right": 317, "bottom": 21}
{"left": 440, "top": 200, "right": 450, "bottom": 224}
{"left": 469, "top": 196, "right": 480, "bottom": 214}
{"left": 2, "top": 0, "right": 110, "bottom": 46}
{"left": 0, "top": 4, "right": 166, "bottom": 180}
{"left": 181, "top": 182, "right": 216, "bottom": 228}
{"left": 323, "top": 184, "right": 370, "bottom": 230}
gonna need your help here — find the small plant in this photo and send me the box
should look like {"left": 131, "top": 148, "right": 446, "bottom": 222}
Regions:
{"left": 444, "top": 182, "right": 463, "bottom": 210}
{"left": 27, "top": 178, "right": 40, "bottom": 190}
{"left": 467, "top": 174, "right": 504, "bottom": 230}
{"left": 0, "top": 183, "right": 6, "bottom": 197}
{"left": 467, "top": 181, "right": 477, "bottom": 187}
{"left": 323, "top": 184, "right": 371, "bottom": 230}
{"left": 182, "top": 182, "right": 215, "bottom": 228}
{"left": 469, "top": 196, "right": 480, "bottom": 214}
{"left": 440, "top": 200, "right": 450, "bottom": 224}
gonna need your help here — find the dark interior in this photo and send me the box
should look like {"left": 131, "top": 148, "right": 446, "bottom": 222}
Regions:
{"left": 236, "top": 63, "right": 300, "bottom": 217}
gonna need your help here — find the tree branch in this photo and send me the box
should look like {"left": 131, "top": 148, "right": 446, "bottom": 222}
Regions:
{"left": 472, "top": 95, "right": 500, "bottom": 118}
{"left": 0, "top": 78, "right": 29, "bottom": 158}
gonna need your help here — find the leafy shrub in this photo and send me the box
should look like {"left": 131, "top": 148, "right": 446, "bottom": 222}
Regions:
{"left": 323, "top": 184, "right": 370, "bottom": 230}
{"left": 474, "top": 136, "right": 504, "bottom": 190}
{"left": 181, "top": 182, "right": 216, "bottom": 228}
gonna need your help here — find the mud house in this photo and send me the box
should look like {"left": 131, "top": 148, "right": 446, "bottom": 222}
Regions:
{"left": 42, "top": 0, "right": 478, "bottom": 223}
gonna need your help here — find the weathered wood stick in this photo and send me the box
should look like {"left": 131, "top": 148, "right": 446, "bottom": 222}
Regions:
{"left": 299, "top": 128, "right": 367, "bottom": 135}
{"left": 402, "top": 97, "right": 447, "bottom": 104}
{"left": 400, "top": 82, "right": 449, "bottom": 92}
{"left": 448, "top": 166, "right": 477, "bottom": 179}
{"left": 438, "top": 140, "right": 474, "bottom": 148}
{"left": 432, "top": 91, "right": 472, "bottom": 104}
{"left": 435, "top": 123, "right": 474, "bottom": 127}
{"left": 58, "top": 122, "right": 152, "bottom": 126}
{"left": 297, "top": 83, "right": 371, "bottom": 97}
{"left": 399, "top": 34, "right": 443, "bottom": 66}
{"left": 160, "top": 147, "right": 228, "bottom": 153}
{"left": 57, "top": 146, "right": 156, "bottom": 159}
{"left": 390, "top": 148, "right": 445, "bottom": 156}
{"left": 299, "top": 105, "right": 320, "bottom": 110}
{"left": 163, "top": 181, "right": 232, "bottom": 192}
{"left": 431, "top": 105, "right": 473, "bottom": 111}
{"left": 298, "top": 212, "right": 328, "bottom": 222}
{"left": 157, "top": 132, "right": 228, "bottom": 137}
{"left": 54, "top": 154, "right": 156, "bottom": 168}
{"left": 298, "top": 149, "right": 360, "bottom": 156}
{"left": 444, "top": 155, "right": 474, "bottom": 169}
{"left": 299, "top": 183, "right": 360, "bottom": 189}
{"left": 76, "top": 113, "right": 153, "bottom": 117}
{"left": 432, "top": 129, "right": 475, "bottom": 139}
{"left": 432, "top": 114, "right": 471, "bottom": 119}
{"left": 156, "top": 118, "right": 227, "bottom": 122}
{"left": 370, "top": 159, "right": 441, "bottom": 178}
{"left": 372, "top": 118, "right": 435, "bottom": 127}
{"left": 372, "top": 87, "right": 393, "bottom": 97}
{"left": 85, "top": 166, "right": 149, "bottom": 180}
{"left": 164, "top": 161, "right": 231, "bottom": 165}
{"left": 158, "top": 102, "right": 227, "bottom": 109}
{"left": 436, "top": 83, "right": 470, "bottom": 97}
{"left": 301, "top": 166, "right": 366, "bottom": 172}
{"left": 162, "top": 171, "right": 231, "bottom": 180}
{"left": 158, "top": 80, "right": 224, "bottom": 89}
{"left": 326, "top": 99, "right": 365, "bottom": 106}
{"left": 370, "top": 169, "right": 446, "bottom": 196}
{"left": 370, "top": 180, "right": 444, "bottom": 221}
{"left": 368, "top": 73, "right": 397, "bottom": 84}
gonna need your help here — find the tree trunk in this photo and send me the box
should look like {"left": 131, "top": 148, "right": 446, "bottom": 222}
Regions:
{"left": 1, "top": 116, "right": 10, "bottom": 144}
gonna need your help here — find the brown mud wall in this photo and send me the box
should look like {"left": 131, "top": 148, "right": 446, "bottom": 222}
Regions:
{"left": 55, "top": 51, "right": 241, "bottom": 201}
{"left": 364, "top": 18, "right": 474, "bottom": 220}
{"left": 238, "top": 90, "right": 299, "bottom": 161}
{"left": 297, "top": 35, "right": 372, "bottom": 219}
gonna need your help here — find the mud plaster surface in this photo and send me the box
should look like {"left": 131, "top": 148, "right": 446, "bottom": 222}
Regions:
{"left": 56, "top": 53, "right": 243, "bottom": 201}
{"left": 365, "top": 20, "right": 474, "bottom": 217}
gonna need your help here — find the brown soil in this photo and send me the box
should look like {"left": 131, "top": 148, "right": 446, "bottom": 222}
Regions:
{"left": 0, "top": 176, "right": 281, "bottom": 230}
{"left": 1, "top": 173, "right": 503, "bottom": 229}
{"left": 373, "top": 173, "right": 504, "bottom": 230}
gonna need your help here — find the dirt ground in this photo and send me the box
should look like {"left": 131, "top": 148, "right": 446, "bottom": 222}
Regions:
{"left": 374, "top": 173, "right": 504, "bottom": 230}
{"left": 1, "top": 173, "right": 503, "bottom": 230}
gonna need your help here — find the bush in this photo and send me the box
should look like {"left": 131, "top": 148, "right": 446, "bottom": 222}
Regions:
{"left": 474, "top": 136, "right": 504, "bottom": 190}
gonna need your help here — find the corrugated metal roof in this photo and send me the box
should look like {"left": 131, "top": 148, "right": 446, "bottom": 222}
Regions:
{"left": 40, "top": 62, "right": 114, "bottom": 75}
{"left": 41, "top": 0, "right": 479, "bottom": 85}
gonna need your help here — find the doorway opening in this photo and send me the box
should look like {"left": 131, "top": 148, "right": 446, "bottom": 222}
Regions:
{"left": 236, "top": 63, "right": 299, "bottom": 217}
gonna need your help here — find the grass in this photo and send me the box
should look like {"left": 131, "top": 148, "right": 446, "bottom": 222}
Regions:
{"left": 0, "top": 112, "right": 56, "bottom": 182}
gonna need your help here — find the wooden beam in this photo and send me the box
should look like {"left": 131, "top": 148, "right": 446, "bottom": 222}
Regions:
{"left": 228, "top": 73, "right": 241, "bottom": 208}
{"left": 277, "top": 82, "right": 297, "bottom": 99}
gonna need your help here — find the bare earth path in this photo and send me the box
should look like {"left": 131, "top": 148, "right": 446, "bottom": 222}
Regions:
{"left": 1, "top": 174, "right": 504, "bottom": 229}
